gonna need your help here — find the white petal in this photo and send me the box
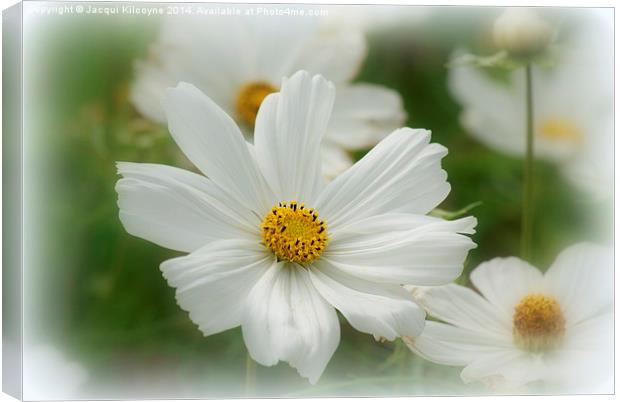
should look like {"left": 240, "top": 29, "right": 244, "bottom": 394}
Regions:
{"left": 290, "top": 30, "right": 367, "bottom": 83}
{"left": 405, "top": 321, "right": 514, "bottom": 367}
{"left": 242, "top": 262, "right": 340, "bottom": 384}
{"left": 247, "top": 16, "right": 318, "bottom": 83}
{"left": 327, "top": 84, "right": 406, "bottom": 149}
{"left": 130, "top": 59, "right": 176, "bottom": 123}
{"left": 323, "top": 214, "right": 476, "bottom": 285}
{"left": 309, "top": 260, "right": 425, "bottom": 340}
{"left": 469, "top": 257, "right": 544, "bottom": 316}
{"left": 448, "top": 58, "right": 523, "bottom": 156}
{"left": 413, "top": 284, "right": 511, "bottom": 335}
{"left": 563, "top": 313, "right": 613, "bottom": 352}
{"left": 158, "top": 16, "right": 255, "bottom": 105}
{"left": 449, "top": 57, "right": 520, "bottom": 118}
{"left": 160, "top": 239, "right": 272, "bottom": 336}
{"left": 131, "top": 16, "right": 253, "bottom": 122}
{"left": 546, "top": 315, "right": 613, "bottom": 391}
{"left": 316, "top": 128, "right": 451, "bottom": 229}
{"left": 254, "top": 71, "right": 335, "bottom": 204}
{"left": 320, "top": 141, "right": 354, "bottom": 180}
{"left": 116, "top": 162, "right": 259, "bottom": 253}
{"left": 460, "top": 350, "right": 546, "bottom": 387}
{"left": 543, "top": 243, "right": 613, "bottom": 325}
{"left": 162, "top": 82, "right": 275, "bottom": 213}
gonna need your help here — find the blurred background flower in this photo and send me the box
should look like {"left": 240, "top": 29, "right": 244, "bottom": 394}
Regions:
{"left": 406, "top": 243, "right": 613, "bottom": 393}
{"left": 21, "top": 4, "right": 612, "bottom": 399}
{"left": 448, "top": 10, "right": 613, "bottom": 198}
{"left": 131, "top": 7, "right": 406, "bottom": 178}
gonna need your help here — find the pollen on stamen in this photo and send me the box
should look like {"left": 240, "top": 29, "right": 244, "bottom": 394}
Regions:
{"left": 235, "top": 81, "right": 277, "bottom": 127}
{"left": 261, "top": 201, "right": 328, "bottom": 265}
{"left": 513, "top": 293, "right": 566, "bottom": 353}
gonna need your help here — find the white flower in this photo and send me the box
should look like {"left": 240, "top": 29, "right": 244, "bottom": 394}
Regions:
{"left": 116, "top": 71, "right": 476, "bottom": 383}
{"left": 23, "top": 344, "right": 89, "bottom": 400}
{"left": 493, "top": 8, "right": 552, "bottom": 58}
{"left": 131, "top": 11, "right": 406, "bottom": 179}
{"left": 406, "top": 244, "right": 613, "bottom": 393}
{"left": 449, "top": 11, "right": 613, "bottom": 197}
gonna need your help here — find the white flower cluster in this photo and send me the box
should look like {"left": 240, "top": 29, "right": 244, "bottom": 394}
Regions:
{"left": 115, "top": 6, "right": 613, "bottom": 392}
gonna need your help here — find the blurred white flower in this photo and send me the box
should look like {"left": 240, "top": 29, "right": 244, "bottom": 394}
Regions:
{"left": 406, "top": 243, "right": 613, "bottom": 393}
{"left": 493, "top": 8, "right": 552, "bottom": 58}
{"left": 23, "top": 344, "right": 88, "bottom": 400}
{"left": 131, "top": 11, "right": 406, "bottom": 179}
{"left": 116, "top": 71, "right": 476, "bottom": 383}
{"left": 449, "top": 11, "right": 613, "bottom": 197}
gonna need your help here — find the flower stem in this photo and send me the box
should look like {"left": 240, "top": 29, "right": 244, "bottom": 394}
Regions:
{"left": 245, "top": 353, "right": 256, "bottom": 396}
{"left": 521, "top": 63, "right": 535, "bottom": 261}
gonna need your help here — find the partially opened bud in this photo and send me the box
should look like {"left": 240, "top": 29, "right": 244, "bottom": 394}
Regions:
{"left": 493, "top": 8, "right": 552, "bottom": 58}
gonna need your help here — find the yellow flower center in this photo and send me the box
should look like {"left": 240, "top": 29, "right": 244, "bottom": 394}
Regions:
{"left": 537, "top": 118, "right": 583, "bottom": 143}
{"left": 235, "top": 81, "right": 277, "bottom": 127}
{"left": 261, "top": 201, "right": 328, "bottom": 265}
{"left": 513, "top": 294, "right": 566, "bottom": 353}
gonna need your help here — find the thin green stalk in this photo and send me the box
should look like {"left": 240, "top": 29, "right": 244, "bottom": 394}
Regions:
{"left": 521, "top": 63, "right": 535, "bottom": 261}
{"left": 245, "top": 353, "right": 256, "bottom": 396}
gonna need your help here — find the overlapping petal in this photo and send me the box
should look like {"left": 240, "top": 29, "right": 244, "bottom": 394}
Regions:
{"left": 544, "top": 243, "right": 613, "bottom": 325}
{"left": 328, "top": 84, "right": 406, "bottom": 149}
{"left": 289, "top": 30, "right": 367, "bottom": 84}
{"left": 405, "top": 321, "right": 513, "bottom": 367}
{"left": 413, "top": 284, "right": 511, "bottom": 335}
{"left": 315, "top": 128, "right": 451, "bottom": 229}
{"left": 448, "top": 57, "right": 524, "bottom": 157}
{"left": 116, "top": 162, "right": 258, "bottom": 253}
{"left": 160, "top": 239, "right": 273, "bottom": 336}
{"left": 163, "top": 82, "right": 275, "bottom": 213}
{"left": 242, "top": 262, "right": 340, "bottom": 384}
{"left": 460, "top": 350, "right": 545, "bottom": 387}
{"left": 130, "top": 59, "right": 177, "bottom": 123}
{"left": 158, "top": 16, "right": 259, "bottom": 105}
{"left": 323, "top": 214, "right": 476, "bottom": 285}
{"left": 310, "top": 260, "right": 425, "bottom": 340}
{"left": 469, "top": 257, "right": 543, "bottom": 316}
{"left": 254, "top": 71, "right": 335, "bottom": 204}
{"left": 319, "top": 142, "right": 353, "bottom": 180}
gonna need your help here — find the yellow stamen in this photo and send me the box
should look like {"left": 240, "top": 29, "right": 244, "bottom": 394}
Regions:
{"left": 235, "top": 81, "right": 277, "bottom": 127}
{"left": 513, "top": 294, "right": 565, "bottom": 353}
{"left": 261, "top": 201, "right": 328, "bottom": 265}
{"left": 537, "top": 118, "right": 583, "bottom": 143}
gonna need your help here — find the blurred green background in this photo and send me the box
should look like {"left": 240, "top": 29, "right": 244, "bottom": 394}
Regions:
{"left": 21, "top": 5, "right": 611, "bottom": 398}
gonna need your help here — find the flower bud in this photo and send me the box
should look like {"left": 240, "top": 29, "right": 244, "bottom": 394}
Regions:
{"left": 493, "top": 8, "right": 552, "bottom": 58}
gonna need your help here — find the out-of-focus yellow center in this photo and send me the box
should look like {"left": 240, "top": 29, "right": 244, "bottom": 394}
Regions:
{"left": 537, "top": 118, "right": 583, "bottom": 143}
{"left": 513, "top": 294, "right": 566, "bottom": 353}
{"left": 262, "top": 201, "right": 328, "bottom": 265}
{"left": 235, "top": 81, "right": 277, "bottom": 127}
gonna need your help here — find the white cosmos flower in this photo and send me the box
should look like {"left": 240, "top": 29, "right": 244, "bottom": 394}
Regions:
{"left": 131, "top": 11, "right": 406, "bottom": 179}
{"left": 448, "top": 11, "right": 612, "bottom": 196}
{"left": 406, "top": 244, "right": 613, "bottom": 393}
{"left": 116, "top": 71, "right": 476, "bottom": 383}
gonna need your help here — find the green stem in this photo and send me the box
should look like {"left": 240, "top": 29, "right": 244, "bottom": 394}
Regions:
{"left": 245, "top": 353, "right": 256, "bottom": 396}
{"left": 521, "top": 63, "right": 535, "bottom": 261}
